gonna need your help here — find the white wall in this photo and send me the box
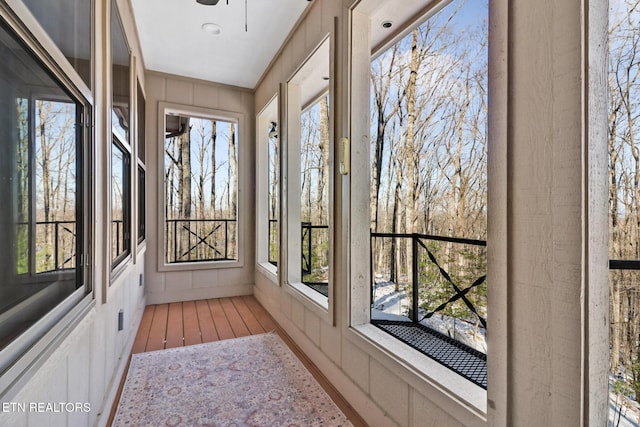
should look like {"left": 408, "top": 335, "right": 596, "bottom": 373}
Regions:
{"left": 143, "top": 72, "right": 256, "bottom": 304}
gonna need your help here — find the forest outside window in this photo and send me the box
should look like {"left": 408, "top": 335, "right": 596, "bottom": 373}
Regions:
{"left": 163, "top": 110, "right": 239, "bottom": 265}
{"left": 608, "top": 0, "right": 640, "bottom": 420}
{"left": 112, "top": 139, "right": 130, "bottom": 266}
{"left": 256, "top": 95, "right": 279, "bottom": 276}
{"left": 110, "top": 0, "right": 131, "bottom": 270}
{"left": 0, "top": 15, "right": 90, "bottom": 369}
{"left": 285, "top": 36, "right": 332, "bottom": 309}
{"left": 365, "top": 0, "right": 488, "bottom": 389}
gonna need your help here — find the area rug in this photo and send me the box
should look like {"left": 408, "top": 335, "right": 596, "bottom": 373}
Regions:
{"left": 112, "top": 332, "right": 352, "bottom": 426}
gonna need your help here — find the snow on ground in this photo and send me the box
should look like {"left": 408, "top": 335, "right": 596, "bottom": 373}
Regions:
{"left": 371, "top": 281, "right": 487, "bottom": 353}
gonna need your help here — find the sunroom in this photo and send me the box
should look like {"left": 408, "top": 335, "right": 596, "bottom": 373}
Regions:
{"left": 0, "top": 0, "right": 634, "bottom": 425}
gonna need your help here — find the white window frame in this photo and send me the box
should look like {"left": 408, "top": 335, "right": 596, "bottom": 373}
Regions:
{"left": 157, "top": 102, "right": 245, "bottom": 272}
{"left": 255, "top": 93, "right": 279, "bottom": 284}
{"left": 282, "top": 34, "right": 335, "bottom": 323}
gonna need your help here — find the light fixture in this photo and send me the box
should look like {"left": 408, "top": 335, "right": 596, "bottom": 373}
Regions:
{"left": 382, "top": 21, "right": 393, "bottom": 29}
{"left": 196, "top": 0, "right": 220, "bottom": 5}
{"left": 201, "top": 23, "right": 222, "bottom": 35}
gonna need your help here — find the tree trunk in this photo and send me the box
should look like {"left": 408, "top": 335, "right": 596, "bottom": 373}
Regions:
{"left": 210, "top": 120, "right": 217, "bottom": 217}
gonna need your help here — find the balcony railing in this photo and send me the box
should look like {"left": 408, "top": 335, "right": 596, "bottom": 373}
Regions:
{"left": 267, "top": 220, "right": 329, "bottom": 297}
{"left": 370, "top": 231, "right": 487, "bottom": 388}
{"left": 17, "top": 220, "right": 76, "bottom": 274}
{"left": 165, "top": 218, "right": 237, "bottom": 263}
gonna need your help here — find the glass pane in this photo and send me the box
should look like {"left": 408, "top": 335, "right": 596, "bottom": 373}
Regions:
{"left": 137, "top": 81, "right": 145, "bottom": 162}
{"left": 609, "top": 0, "right": 640, "bottom": 421}
{"left": 138, "top": 166, "right": 145, "bottom": 242}
{"left": 268, "top": 122, "right": 279, "bottom": 267}
{"left": 22, "top": 0, "right": 92, "bottom": 87}
{"left": 111, "top": 0, "right": 130, "bottom": 143}
{"left": 369, "top": 0, "right": 488, "bottom": 357}
{"left": 300, "top": 95, "right": 330, "bottom": 295}
{"left": 35, "top": 100, "right": 77, "bottom": 273}
{"left": 112, "top": 141, "right": 129, "bottom": 264}
{"left": 0, "top": 20, "right": 83, "bottom": 351}
{"left": 164, "top": 114, "right": 238, "bottom": 263}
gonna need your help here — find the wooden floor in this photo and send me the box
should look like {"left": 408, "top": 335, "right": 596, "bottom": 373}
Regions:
{"left": 108, "top": 296, "right": 366, "bottom": 426}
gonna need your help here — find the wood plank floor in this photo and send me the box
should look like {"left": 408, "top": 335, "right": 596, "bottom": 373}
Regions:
{"left": 108, "top": 295, "right": 366, "bottom": 426}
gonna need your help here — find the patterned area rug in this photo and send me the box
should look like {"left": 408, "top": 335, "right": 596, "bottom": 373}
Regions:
{"left": 113, "top": 333, "right": 352, "bottom": 426}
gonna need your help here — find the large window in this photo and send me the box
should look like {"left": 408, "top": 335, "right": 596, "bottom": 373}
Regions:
{"left": 256, "top": 96, "right": 279, "bottom": 277}
{"left": 137, "top": 80, "right": 146, "bottom": 244}
{"left": 608, "top": 0, "right": 640, "bottom": 422}
{"left": 356, "top": 0, "right": 488, "bottom": 390}
{"left": 285, "top": 36, "right": 332, "bottom": 309}
{"left": 300, "top": 94, "right": 330, "bottom": 296}
{"left": 112, "top": 139, "right": 130, "bottom": 266}
{"left": 163, "top": 111, "right": 239, "bottom": 264}
{"left": 0, "top": 16, "right": 90, "bottom": 365}
{"left": 110, "top": 0, "right": 131, "bottom": 268}
{"left": 268, "top": 121, "right": 279, "bottom": 267}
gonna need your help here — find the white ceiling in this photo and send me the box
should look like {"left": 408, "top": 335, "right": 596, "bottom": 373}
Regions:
{"left": 131, "top": 0, "right": 310, "bottom": 89}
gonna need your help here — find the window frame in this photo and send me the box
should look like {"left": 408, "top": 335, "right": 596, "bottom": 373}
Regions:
{"left": 136, "top": 78, "right": 146, "bottom": 246}
{"left": 157, "top": 102, "right": 245, "bottom": 272}
{"left": 109, "top": 0, "right": 132, "bottom": 274}
{"left": 111, "top": 135, "right": 132, "bottom": 269}
{"left": 0, "top": 3, "right": 94, "bottom": 396}
{"left": 256, "top": 93, "right": 280, "bottom": 283}
{"left": 283, "top": 34, "right": 335, "bottom": 322}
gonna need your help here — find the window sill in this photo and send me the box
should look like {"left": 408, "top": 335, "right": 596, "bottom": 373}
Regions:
{"left": 346, "top": 323, "right": 487, "bottom": 424}
{"left": 0, "top": 290, "right": 94, "bottom": 400}
{"left": 158, "top": 259, "right": 243, "bottom": 272}
{"left": 256, "top": 262, "right": 278, "bottom": 285}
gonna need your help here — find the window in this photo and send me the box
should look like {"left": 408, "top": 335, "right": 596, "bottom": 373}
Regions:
{"left": 112, "top": 139, "right": 130, "bottom": 266}
{"left": 0, "top": 16, "right": 90, "bottom": 367}
{"left": 350, "top": 0, "right": 488, "bottom": 393}
{"left": 163, "top": 110, "right": 239, "bottom": 264}
{"left": 268, "top": 121, "right": 279, "bottom": 268}
{"left": 299, "top": 94, "right": 330, "bottom": 297}
{"left": 285, "top": 36, "right": 332, "bottom": 309}
{"left": 608, "top": 0, "right": 640, "bottom": 418}
{"left": 110, "top": 0, "right": 131, "bottom": 269}
{"left": 22, "top": 0, "right": 93, "bottom": 87}
{"left": 138, "top": 165, "right": 146, "bottom": 243}
{"left": 137, "top": 81, "right": 146, "bottom": 244}
{"left": 256, "top": 95, "right": 279, "bottom": 276}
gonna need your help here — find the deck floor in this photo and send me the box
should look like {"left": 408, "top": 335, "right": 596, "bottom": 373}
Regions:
{"left": 108, "top": 295, "right": 366, "bottom": 426}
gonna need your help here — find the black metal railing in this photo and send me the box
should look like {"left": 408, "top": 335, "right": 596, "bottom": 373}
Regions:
{"left": 301, "top": 222, "right": 329, "bottom": 296}
{"left": 17, "top": 220, "right": 77, "bottom": 274}
{"left": 370, "top": 231, "right": 488, "bottom": 388}
{"left": 165, "top": 218, "right": 237, "bottom": 263}
{"left": 268, "top": 219, "right": 278, "bottom": 266}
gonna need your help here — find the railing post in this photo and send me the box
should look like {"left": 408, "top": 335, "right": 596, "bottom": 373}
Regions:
{"left": 54, "top": 222, "right": 59, "bottom": 270}
{"left": 370, "top": 230, "right": 374, "bottom": 308}
{"left": 225, "top": 220, "right": 229, "bottom": 259}
{"left": 412, "top": 234, "right": 419, "bottom": 324}
{"left": 174, "top": 220, "right": 178, "bottom": 262}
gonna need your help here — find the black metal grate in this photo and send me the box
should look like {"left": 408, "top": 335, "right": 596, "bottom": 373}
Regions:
{"left": 371, "top": 319, "right": 487, "bottom": 389}
{"left": 303, "top": 282, "right": 328, "bottom": 297}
